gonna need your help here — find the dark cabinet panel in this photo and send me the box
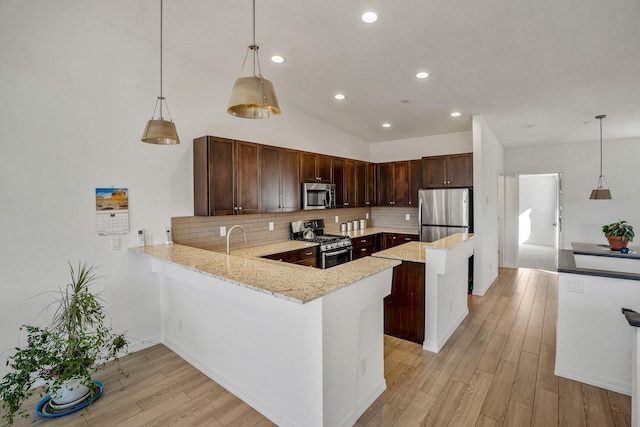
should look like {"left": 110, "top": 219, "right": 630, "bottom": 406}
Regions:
{"left": 408, "top": 159, "right": 422, "bottom": 207}
{"left": 333, "top": 157, "right": 345, "bottom": 207}
{"left": 193, "top": 136, "right": 260, "bottom": 216}
{"left": 377, "top": 161, "right": 410, "bottom": 207}
{"left": 382, "top": 233, "right": 419, "bottom": 250}
{"left": 261, "top": 146, "right": 300, "bottom": 212}
{"left": 351, "top": 234, "right": 380, "bottom": 259}
{"left": 384, "top": 261, "right": 426, "bottom": 344}
{"left": 422, "top": 153, "right": 473, "bottom": 188}
{"left": 280, "top": 149, "right": 300, "bottom": 212}
{"left": 301, "top": 152, "right": 333, "bottom": 182}
{"left": 344, "top": 159, "right": 356, "bottom": 208}
{"left": 447, "top": 153, "right": 474, "bottom": 187}
{"left": 235, "top": 141, "right": 261, "bottom": 214}
{"left": 194, "top": 136, "right": 234, "bottom": 216}
{"left": 263, "top": 247, "right": 318, "bottom": 268}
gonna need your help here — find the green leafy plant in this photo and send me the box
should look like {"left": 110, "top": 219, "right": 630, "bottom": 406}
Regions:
{"left": 602, "top": 220, "right": 635, "bottom": 242}
{"left": 0, "top": 262, "right": 128, "bottom": 425}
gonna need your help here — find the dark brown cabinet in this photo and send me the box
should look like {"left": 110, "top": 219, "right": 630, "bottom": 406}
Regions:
{"left": 261, "top": 145, "right": 300, "bottom": 212}
{"left": 332, "top": 157, "right": 345, "bottom": 207}
{"left": 300, "top": 152, "right": 332, "bottom": 182}
{"left": 194, "top": 136, "right": 261, "bottom": 216}
{"left": 263, "top": 247, "right": 318, "bottom": 268}
{"left": 377, "top": 161, "right": 409, "bottom": 206}
{"left": 422, "top": 153, "right": 473, "bottom": 188}
{"left": 344, "top": 159, "right": 356, "bottom": 208}
{"left": 384, "top": 261, "right": 425, "bottom": 344}
{"left": 408, "top": 159, "right": 422, "bottom": 207}
{"left": 351, "top": 234, "right": 380, "bottom": 259}
{"left": 382, "top": 233, "right": 419, "bottom": 250}
{"left": 355, "top": 161, "right": 376, "bottom": 207}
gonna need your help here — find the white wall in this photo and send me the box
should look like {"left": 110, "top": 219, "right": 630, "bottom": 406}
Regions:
{"left": 472, "top": 116, "right": 504, "bottom": 295}
{"left": 504, "top": 138, "right": 640, "bottom": 261}
{"left": 0, "top": 1, "right": 372, "bottom": 378}
{"left": 369, "top": 131, "right": 472, "bottom": 163}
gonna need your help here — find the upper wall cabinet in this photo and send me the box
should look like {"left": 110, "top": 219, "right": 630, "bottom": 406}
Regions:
{"left": 377, "top": 161, "right": 409, "bottom": 206}
{"left": 193, "top": 136, "right": 261, "bottom": 216}
{"left": 422, "top": 153, "right": 473, "bottom": 188}
{"left": 354, "top": 161, "right": 376, "bottom": 207}
{"left": 300, "top": 152, "right": 333, "bottom": 182}
{"left": 261, "top": 145, "right": 300, "bottom": 212}
{"left": 408, "top": 159, "right": 422, "bottom": 207}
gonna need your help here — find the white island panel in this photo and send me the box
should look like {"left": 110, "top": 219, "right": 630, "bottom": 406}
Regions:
{"left": 423, "top": 238, "right": 475, "bottom": 353}
{"left": 150, "top": 257, "right": 392, "bottom": 427}
{"left": 556, "top": 272, "right": 640, "bottom": 395}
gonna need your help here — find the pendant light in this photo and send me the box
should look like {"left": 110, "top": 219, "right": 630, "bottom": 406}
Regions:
{"left": 589, "top": 114, "right": 611, "bottom": 199}
{"left": 141, "top": 0, "right": 180, "bottom": 145}
{"left": 227, "top": 0, "right": 281, "bottom": 119}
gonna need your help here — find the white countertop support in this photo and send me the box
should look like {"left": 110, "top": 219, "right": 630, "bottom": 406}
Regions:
{"left": 423, "top": 237, "right": 475, "bottom": 353}
{"left": 148, "top": 257, "right": 392, "bottom": 427}
{"left": 556, "top": 271, "right": 640, "bottom": 395}
{"left": 373, "top": 233, "right": 475, "bottom": 353}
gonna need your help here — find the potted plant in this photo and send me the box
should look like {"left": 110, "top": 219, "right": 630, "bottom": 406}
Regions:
{"left": 0, "top": 261, "right": 128, "bottom": 425}
{"left": 602, "top": 220, "right": 635, "bottom": 251}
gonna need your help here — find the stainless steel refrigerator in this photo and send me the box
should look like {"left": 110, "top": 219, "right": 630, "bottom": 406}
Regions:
{"left": 418, "top": 188, "right": 472, "bottom": 242}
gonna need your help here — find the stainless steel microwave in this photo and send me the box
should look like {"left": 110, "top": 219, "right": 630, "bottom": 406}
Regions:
{"left": 301, "top": 182, "right": 336, "bottom": 210}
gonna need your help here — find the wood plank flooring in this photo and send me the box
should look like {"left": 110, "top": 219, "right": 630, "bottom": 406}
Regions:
{"left": 3, "top": 268, "right": 631, "bottom": 426}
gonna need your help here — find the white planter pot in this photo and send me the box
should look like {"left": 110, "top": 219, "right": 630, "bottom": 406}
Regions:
{"left": 50, "top": 378, "right": 91, "bottom": 409}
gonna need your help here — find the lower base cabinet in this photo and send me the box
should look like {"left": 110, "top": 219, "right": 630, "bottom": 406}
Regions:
{"left": 263, "top": 247, "right": 318, "bottom": 268}
{"left": 384, "top": 261, "right": 425, "bottom": 344}
{"left": 351, "top": 234, "right": 380, "bottom": 259}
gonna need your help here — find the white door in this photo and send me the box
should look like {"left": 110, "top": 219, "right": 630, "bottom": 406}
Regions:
{"left": 517, "top": 173, "right": 561, "bottom": 270}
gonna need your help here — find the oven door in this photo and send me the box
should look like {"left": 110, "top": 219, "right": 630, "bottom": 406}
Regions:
{"left": 321, "top": 247, "right": 353, "bottom": 269}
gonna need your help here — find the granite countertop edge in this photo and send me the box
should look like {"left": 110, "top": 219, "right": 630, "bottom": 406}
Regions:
{"left": 131, "top": 242, "right": 401, "bottom": 304}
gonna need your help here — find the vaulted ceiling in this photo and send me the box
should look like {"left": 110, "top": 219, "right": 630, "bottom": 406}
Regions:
{"left": 82, "top": 0, "right": 640, "bottom": 148}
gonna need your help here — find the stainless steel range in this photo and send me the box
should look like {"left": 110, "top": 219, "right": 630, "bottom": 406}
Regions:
{"left": 290, "top": 219, "right": 352, "bottom": 269}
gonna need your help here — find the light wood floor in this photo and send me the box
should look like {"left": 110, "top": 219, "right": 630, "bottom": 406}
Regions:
{"left": 3, "top": 268, "right": 631, "bottom": 426}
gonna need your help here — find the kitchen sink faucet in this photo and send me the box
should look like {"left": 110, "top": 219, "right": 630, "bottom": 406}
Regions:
{"left": 226, "top": 225, "right": 247, "bottom": 255}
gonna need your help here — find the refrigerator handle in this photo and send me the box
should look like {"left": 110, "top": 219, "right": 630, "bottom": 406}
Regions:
{"left": 418, "top": 196, "right": 423, "bottom": 241}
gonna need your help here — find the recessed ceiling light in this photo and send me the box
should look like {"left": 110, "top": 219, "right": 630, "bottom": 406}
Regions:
{"left": 334, "top": 94, "right": 345, "bottom": 100}
{"left": 270, "top": 55, "right": 284, "bottom": 63}
{"left": 382, "top": 123, "right": 391, "bottom": 128}
{"left": 450, "top": 112, "right": 461, "bottom": 117}
{"left": 416, "top": 72, "right": 429, "bottom": 79}
{"left": 362, "top": 11, "right": 378, "bottom": 23}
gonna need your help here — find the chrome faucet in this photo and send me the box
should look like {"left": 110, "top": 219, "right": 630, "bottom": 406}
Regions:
{"left": 226, "top": 225, "right": 247, "bottom": 255}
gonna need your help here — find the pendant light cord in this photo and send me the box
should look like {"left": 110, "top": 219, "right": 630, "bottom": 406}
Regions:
{"left": 596, "top": 114, "right": 606, "bottom": 181}
{"left": 159, "top": 0, "right": 164, "bottom": 119}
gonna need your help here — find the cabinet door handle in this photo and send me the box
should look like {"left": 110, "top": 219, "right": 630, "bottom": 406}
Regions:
{"left": 360, "top": 239, "right": 367, "bottom": 243}
{"left": 305, "top": 252, "right": 313, "bottom": 256}
{"left": 361, "top": 248, "right": 367, "bottom": 252}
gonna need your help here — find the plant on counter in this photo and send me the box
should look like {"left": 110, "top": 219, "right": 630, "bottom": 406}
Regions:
{"left": 0, "top": 261, "right": 128, "bottom": 426}
{"left": 602, "top": 220, "right": 635, "bottom": 250}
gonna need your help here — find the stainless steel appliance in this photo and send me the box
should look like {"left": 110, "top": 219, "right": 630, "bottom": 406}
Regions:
{"left": 290, "top": 219, "right": 352, "bottom": 269}
{"left": 301, "top": 182, "right": 336, "bottom": 210}
{"left": 418, "top": 188, "right": 472, "bottom": 242}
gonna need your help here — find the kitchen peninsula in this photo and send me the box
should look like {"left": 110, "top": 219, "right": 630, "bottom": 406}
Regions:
{"left": 133, "top": 242, "right": 399, "bottom": 427}
{"left": 556, "top": 243, "right": 640, "bottom": 395}
{"left": 372, "top": 233, "right": 475, "bottom": 352}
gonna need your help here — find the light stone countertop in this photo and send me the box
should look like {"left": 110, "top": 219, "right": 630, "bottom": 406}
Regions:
{"left": 372, "top": 233, "right": 475, "bottom": 263}
{"left": 132, "top": 242, "right": 400, "bottom": 304}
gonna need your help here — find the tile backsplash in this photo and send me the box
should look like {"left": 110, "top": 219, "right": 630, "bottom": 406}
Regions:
{"left": 172, "top": 206, "right": 418, "bottom": 252}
